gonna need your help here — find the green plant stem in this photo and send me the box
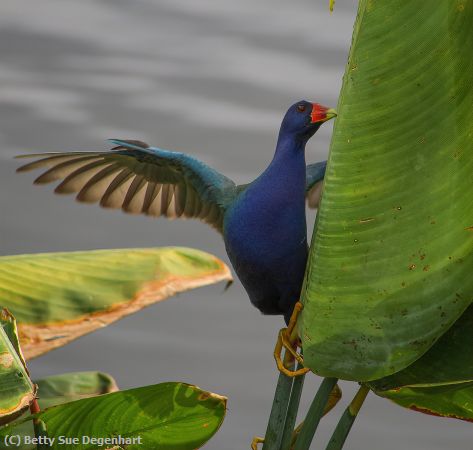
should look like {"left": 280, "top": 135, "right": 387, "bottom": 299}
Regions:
{"left": 30, "top": 399, "right": 48, "bottom": 450}
{"left": 293, "top": 377, "right": 338, "bottom": 450}
{"left": 325, "top": 384, "right": 370, "bottom": 450}
{"left": 280, "top": 364, "right": 306, "bottom": 450}
{"left": 262, "top": 352, "right": 295, "bottom": 450}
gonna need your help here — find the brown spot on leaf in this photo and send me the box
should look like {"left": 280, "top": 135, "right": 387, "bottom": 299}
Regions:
{"left": 0, "top": 353, "right": 14, "bottom": 368}
{"left": 0, "top": 387, "right": 37, "bottom": 425}
{"left": 410, "top": 405, "right": 473, "bottom": 423}
{"left": 198, "top": 391, "right": 227, "bottom": 403}
{"left": 408, "top": 264, "right": 416, "bottom": 270}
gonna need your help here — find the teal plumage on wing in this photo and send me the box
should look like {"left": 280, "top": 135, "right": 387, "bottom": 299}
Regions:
{"left": 16, "top": 140, "right": 326, "bottom": 233}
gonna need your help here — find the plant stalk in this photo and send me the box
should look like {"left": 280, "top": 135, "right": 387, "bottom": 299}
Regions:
{"left": 30, "top": 398, "right": 48, "bottom": 450}
{"left": 280, "top": 363, "right": 306, "bottom": 450}
{"left": 262, "top": 351, "right": 295, "bottom": 450}
{"left": 293, "top": 377, "right": 338, "bottom": 450}
{"left": 325, "top": 384, "right": 370, "bottom": 450}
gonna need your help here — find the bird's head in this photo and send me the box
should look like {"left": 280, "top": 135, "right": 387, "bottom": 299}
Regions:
{"left": 280, "top": 100, "right": 337, "bottom": 142}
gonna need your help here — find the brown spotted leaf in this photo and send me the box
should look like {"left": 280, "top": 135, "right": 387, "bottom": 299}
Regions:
{"left": 369, "top": 305, "right": 473, "bottom": 421}
{"left": 375, "top": 382, "right": 473, "bottom": 423}
{"left": 0, "top": 309, "right": 35, "bottom": 425}
{"left": 300, "top": 0, "right": 473, "bottom": 381}
{"left": 1, "top": 382, "right": 227, "bottom": 450}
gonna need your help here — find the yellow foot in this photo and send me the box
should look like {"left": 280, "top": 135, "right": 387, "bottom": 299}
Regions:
{"left": 251, "top": 436, "right": 264, "bottom": 450}
{"left": 273, "top": 302, "right": 310, "bottom": 377}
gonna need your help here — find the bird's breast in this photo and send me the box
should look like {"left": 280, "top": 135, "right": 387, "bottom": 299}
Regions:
{"left": 223, "top": 183, "right": 307, "bottom": 272}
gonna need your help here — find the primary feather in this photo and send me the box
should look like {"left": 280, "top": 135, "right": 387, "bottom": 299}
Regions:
{"left": 18, "top": 140, "right": 236, "bottom": 232}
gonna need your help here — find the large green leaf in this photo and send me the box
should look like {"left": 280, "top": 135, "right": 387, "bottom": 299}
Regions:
{"left": 0, "top": 247, "right": 231, "bottom": 359}
{"left": 300, "top": 0, "right": 473, "bottom": 381}
{"left": 375, "top": 382, "right": 473, "bottom": 423}
{"left": 0, "top": 309, "right": 35, "bottom": 425}
{"left": 1, "top": 382, "right": 227, "bottom": 450}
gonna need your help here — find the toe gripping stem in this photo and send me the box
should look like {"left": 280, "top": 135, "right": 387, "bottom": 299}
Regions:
{"left": 274, "top": 301, "right": 310, "bottom": 377}
{"left": 251, "top": 436, "right": 264, "bottom": 450}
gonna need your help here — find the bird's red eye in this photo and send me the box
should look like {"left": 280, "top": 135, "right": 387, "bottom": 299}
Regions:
{"left": 297, "top": 104, "right": 306, "bottom": 112}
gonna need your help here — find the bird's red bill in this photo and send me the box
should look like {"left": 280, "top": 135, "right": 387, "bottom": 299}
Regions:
{"left": 311, "top": 103, "right": 331, "bottom": 123}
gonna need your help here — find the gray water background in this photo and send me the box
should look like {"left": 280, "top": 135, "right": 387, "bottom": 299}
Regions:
{"left": 0, "top": 1, "right": 471, "bottom": 448}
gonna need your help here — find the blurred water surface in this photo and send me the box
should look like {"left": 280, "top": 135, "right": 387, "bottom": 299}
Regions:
{"left": 0, "top": 1, "right": 471, "bottom": 448}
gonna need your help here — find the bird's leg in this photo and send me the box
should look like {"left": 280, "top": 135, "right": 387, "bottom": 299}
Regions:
{"left": 251, "top": 436, "right": 264, "bottom": 450}
{"left": 273, "top": 301, "right": 309, "bottom": 377}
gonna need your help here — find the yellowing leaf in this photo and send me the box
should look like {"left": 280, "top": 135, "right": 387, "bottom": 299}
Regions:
{"left": 0, "top": 247, "right": 231, "bottom": 359}
{"left": 0, "top": 309, "right": 35, "bottom": 425}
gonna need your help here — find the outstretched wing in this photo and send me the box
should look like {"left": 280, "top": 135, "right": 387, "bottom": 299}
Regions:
{"left": 16, "top": 139, "right": 237, "bottom": 233}
{"left": 306, "top": 161, "right": 327, "bottom": 209}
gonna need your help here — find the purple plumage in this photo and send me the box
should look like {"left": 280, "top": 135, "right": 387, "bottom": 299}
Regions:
{"left": 224, "top": 101, "right": 334, "bottom": 322}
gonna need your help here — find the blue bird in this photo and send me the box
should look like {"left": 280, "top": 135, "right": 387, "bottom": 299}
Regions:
{"left": 17, "top": 101, "right": 335, "bottom": 323}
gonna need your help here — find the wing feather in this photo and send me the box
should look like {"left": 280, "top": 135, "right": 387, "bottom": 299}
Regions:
{"left": 174, "top": 184, "right": 187, "bottom": 218}
{"left": 17, "top": 140, "right": 237, "bottom": 232}
{"left": 305, "top": 161, "right": 327, "bottom": 210}
{"left": 77, "top": 163, "right": 123, "bottom": 203}
{"left": 184, "top": 186, "right": 196, "bottom": 217}
{"left": 197, "top": 201, "right": 209, "bottom": 219}
{"left": 17, "top": 153, "right": 93, "bottom": 172}
{"left": 100, "top": 169, "right": 135, "bottom": 209}
{"left": 160, "top": 184, "right": 171, "bottom": 216}
{"left": 123, "top": 175, "right": 147, "bottom": 213}
{"left": 35, "top": 156, "right": 102, "bottom": 184}
{"left": 166, "top": 187, "right": 178, "bottom": 219}
{"left": 142, "top": 182, "right": 161, "bottom": 213}
{"left": 148, "top": 186, "right": 164, "bottom": 216}
{"left": 55, "top": 160, "right": 112, "bottom": 194}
